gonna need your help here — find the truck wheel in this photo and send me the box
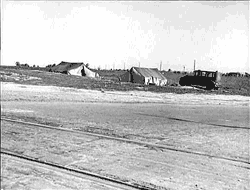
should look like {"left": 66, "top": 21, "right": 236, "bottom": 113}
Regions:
{"left": 206, "top": 82, "right": 215, "bottom": 90}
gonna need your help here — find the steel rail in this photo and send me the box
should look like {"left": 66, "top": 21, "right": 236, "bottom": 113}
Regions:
{"left": 1, "top": 149, "right": 155, "bottom": 190}
{"left": 2, "top": 117, "right": 250, "bottom": 166}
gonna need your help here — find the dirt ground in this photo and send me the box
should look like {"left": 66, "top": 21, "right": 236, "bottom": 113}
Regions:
{"left": 1, "top": 82, "right": 250, "bottom": 190}
{"left": 1, "top": 154, "right": 131, "bottom": 190}
{"left": 1, "top": 82, "right": 249, "bottom": 105}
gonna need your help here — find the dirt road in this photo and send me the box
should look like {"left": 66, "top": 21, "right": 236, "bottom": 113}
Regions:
{"left": 1, "top": 153, "right": 137, "bottom": 190}
{"left": 1, "top": 82, "right": 250, "bottom": 190}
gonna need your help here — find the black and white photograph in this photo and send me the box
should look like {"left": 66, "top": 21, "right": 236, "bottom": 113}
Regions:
{"left": 1, "top": 1, "right": 249, "bottom": 190}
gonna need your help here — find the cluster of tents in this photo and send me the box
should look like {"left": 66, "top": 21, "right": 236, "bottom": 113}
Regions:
{"left": 50, "top": 61, "right": 167, "bottom": 86}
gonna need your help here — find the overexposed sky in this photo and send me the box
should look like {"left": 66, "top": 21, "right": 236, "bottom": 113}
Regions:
{"left": 2, "top": 1, "right": 249, "bottom": 72}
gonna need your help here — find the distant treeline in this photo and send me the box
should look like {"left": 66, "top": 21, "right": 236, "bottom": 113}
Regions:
{"left": 222, "top": 72, "right": 250, "bottom": 77}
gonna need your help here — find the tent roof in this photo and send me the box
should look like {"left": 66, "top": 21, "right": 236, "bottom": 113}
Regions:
{"left": 51, "top": 61, "right": 84, "bottom": 72}
{"left": 132, "top": 67, "right": 166, "bottom": 80}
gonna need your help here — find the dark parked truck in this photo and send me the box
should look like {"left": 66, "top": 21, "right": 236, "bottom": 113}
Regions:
{"left": 179, "top": 70, "right": 221, "bottom": 90}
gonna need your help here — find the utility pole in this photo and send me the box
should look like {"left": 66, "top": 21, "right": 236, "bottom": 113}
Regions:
{"left": 160, "top": 61, "right": 162, "bottom": 71}
{"left": 139, "top": 62, "right": 140, "bottom": 68}
{"left": 194, "top": 59, "right": 196, "bottom": 71}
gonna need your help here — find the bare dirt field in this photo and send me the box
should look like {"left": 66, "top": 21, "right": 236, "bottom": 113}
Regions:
{"left": 1, "top": 82, "right": 250, "bottom": 190}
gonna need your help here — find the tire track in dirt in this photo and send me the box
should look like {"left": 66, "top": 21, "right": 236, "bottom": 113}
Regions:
{"left": 2, "top": 117, "right": 249, "bottom": 165}
{"left": 2, "top": 119, "right": 249, "bottom": 190}
{"left": 136, "top": 113, "right": 250, "bottom": 130}
{"left": 1, "top": 151, "right": 143, "bottom": 190}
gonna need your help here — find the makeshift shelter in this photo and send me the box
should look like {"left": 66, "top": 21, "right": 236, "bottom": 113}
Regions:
{"left": 120, "top": 67, "right": 167, "bottom": 86}
{"left": 51, "top": 62, "right": 99, "bottom": 78}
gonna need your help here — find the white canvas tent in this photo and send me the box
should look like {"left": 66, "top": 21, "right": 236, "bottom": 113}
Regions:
{"left": 120, "top": 67, "right": 167, "bottom": 86}
{"left": 51, "top": 62, "right": 99, "bottom": 78}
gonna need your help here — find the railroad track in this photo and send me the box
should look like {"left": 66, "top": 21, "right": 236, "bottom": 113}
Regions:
{"left": 1, "top": 149, "right": 155, "bottom": 190}
{"left": 2, "top": 117, "right": 250, "bottom": 166}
